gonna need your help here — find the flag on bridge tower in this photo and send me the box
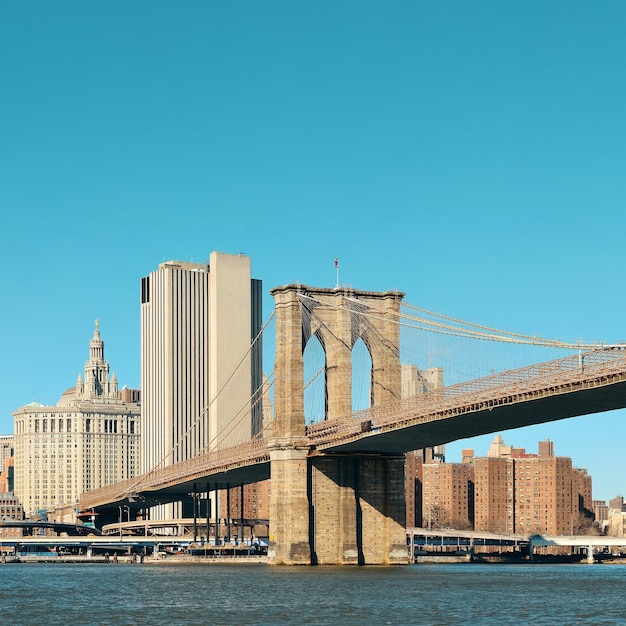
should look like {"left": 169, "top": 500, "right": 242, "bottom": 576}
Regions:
{"left": 334, "top": 257, "right": 339, "bottom": 288}
{"left": 334, "top": 257, "right": 339, "bottom": 269}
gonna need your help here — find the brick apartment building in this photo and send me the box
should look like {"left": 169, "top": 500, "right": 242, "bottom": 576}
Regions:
{"left": 406, "top": 436, "right": 593, "bottom": 535}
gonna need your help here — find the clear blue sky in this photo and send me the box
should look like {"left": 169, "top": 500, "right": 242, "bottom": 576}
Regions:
{"left": 1, "top": 1, "right": 625, "bottom": 501}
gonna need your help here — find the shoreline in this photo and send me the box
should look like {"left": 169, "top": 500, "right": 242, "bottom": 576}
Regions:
{"left": 5, "top": 554, "right": 626, "bottom": 565}
{"left": 1, "top": 554, "right": 269, "bottom": 564}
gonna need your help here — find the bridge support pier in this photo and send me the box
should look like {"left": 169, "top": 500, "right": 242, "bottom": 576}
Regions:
{"left": 268, "top": 439, "right": 311, "bottom": 565}
{"left": 310, "top": 454, "right": 407, "bottom": 566}
{"left": 268, "top": 443, "right": 408, "bottom": 566}
{"left": 268, "top": 284, "right": 407, "bottom": 565}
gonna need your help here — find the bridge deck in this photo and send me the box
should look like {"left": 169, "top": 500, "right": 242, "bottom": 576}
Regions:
{"left": 79, "top": 348, "right": 626, "bottom": 512}
{"left": 310, "top": 348, "right": 626, "bottom": 453}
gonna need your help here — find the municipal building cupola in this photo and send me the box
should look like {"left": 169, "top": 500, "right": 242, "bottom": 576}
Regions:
{"left": 79, "top": 320, "right": 118, "bottom": 400}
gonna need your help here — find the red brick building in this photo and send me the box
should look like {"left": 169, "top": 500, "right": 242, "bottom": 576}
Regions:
{"left": 421, "top": 461, "right": 474, "bottom": 530}
{"left": 407, "top": 437, "right": 594, "bottom": 536}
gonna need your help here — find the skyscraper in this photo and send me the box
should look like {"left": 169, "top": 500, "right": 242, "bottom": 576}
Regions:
{"left": 0, "top": 435, "right": 13, "bottom": 477}
{"left": 13, "top": 323, "right": 140, "bottom": 517}
{"left": 140, "top": 252, "right": 263, "bottom": 477}
{"left": 474, "top": 456, "right": 514, "bottom": 534}
{"left": 473, "top": 436, "right": 589, "bottom": 535}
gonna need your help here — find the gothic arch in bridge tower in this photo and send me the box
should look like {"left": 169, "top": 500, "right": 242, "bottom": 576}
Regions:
{"left": 271, "top": 284, "right": 405, "bottom": 437}
{"left": 302, "top": 333, "right": 327, "bottom": 424}
{"left": 350, "top": 337, "right": 372, "bottom": 412}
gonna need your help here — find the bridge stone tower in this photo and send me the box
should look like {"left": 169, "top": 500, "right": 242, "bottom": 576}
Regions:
{"left": 268, "top": 284, "right": 408, "bottom": 565}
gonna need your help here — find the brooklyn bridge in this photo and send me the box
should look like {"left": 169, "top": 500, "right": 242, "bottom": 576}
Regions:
{"left": 77, "top": 284, "right": 626, "bottom": 565}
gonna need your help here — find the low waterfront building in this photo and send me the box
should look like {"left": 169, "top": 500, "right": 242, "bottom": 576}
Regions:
{"left": 220, "top": 479, "right": 271, "bottom": 540}
{"left": 0, "top": 492, "right": 24, "bottom": 537}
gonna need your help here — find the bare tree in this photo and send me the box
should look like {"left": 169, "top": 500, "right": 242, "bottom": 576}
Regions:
{"left": 425, "top": 505, "right": 449, "bottom": 529}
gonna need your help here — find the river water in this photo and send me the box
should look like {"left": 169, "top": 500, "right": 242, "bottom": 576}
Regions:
{"left": 1, "top": 562, "right": 625, "bottom": 625}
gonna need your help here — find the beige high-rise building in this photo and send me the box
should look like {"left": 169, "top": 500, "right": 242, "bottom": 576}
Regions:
{"left": 403, "top": 365, "right": 446, "bottom": 527}
{"left": 487, "top": 434, "right": 512, "bottom": 458}
{"left": 401, "top": 365, "right": 443, "bottom": 398}
{"left": 140, "top": 251, "right": 263, "bottom": 475}
{"left": 13, "top": 323, "right": 140, "bottom": 518}
{"left": 0, "top": 456, "right": 14, "bottom": 493}
{"left": 0, "top": 435, "right": 13, "bottom": 475}
{"left": 401, "top": 364, "right": 446, "bottom": 527}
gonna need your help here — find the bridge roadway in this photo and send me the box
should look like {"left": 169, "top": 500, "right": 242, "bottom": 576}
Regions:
{"left": 79, "top": 347, "right": 626, "bottom": 513}
{"left": 310, "top": 346, "right": 626, "bottom": 453}
{"left": 407, "top": 527, "right": 626, "bottom": 549}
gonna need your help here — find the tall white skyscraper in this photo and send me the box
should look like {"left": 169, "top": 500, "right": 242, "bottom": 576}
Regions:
{"left": 140, "top": 252, "right": 263, "bottom": 479}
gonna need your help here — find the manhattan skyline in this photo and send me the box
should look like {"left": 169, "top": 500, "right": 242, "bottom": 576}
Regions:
{"left": 1, "top": 2, "right": 626, "bottom": 501}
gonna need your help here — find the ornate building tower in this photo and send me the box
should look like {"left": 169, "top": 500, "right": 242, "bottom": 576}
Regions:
{"left": 13, "top": 322, "right": 140, "bottom": 518}
{"left": 78, "top": 320, "right": 119, "bottom": 400}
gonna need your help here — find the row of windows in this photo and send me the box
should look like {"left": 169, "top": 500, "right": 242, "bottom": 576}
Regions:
{"left": 16, "top": 417, "right": 138, "bottom": 434}
{"left": 26, "top": 440, "right": 136, "bottom": 448}
{"left": 34, "top": 419, "right": 72, "bottom": 433}
{"left": 86, "top": 418, "right": 135, "bottom": 433}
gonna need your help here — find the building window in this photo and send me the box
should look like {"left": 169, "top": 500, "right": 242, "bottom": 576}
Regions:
{"left": 141, "top": 276, "right": 150, "bottom": 303}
